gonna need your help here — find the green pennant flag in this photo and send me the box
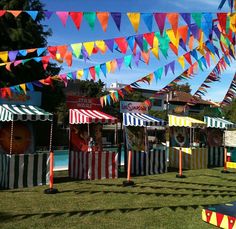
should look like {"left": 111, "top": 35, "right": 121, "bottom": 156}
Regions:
{"left": 143, "top": 39, "right": 149, "bottom": 52}
{"left": 156, "top": 32, "right": 170, "bottom": 58}
{"left": 84, "top": 12, "right": 96, "bottom": 30}
{"left": 67, "top": 73, "right": 73, "bottom": 79}
{"left": 95, "top": 65, "right": 100, "bottom": 78}
{"left": 124, "top": 55, "right": 132, "bottom": 68}
{"left": 197, "top": 60, "right": 203, "bottom": 71}
{"left": 192, "top": 13, "right": 202, "bottom": 28}
{"left": 71, "top": 43, "right": 82, "bottom": 58}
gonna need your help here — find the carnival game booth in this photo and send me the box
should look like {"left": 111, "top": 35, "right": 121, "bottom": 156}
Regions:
{"left": 204, "top": 116, "right": 235, "bottom": 167}
{"left": 168, "top": 115, "right": 208, "bottom": 170}
{"left": 69, "top": 109, "right": 118, "bottom": 180}
{"left": 0, "top": 104, "right": 53, "bottom": 189}
{"left": 123, "top": 113, "right": 167, "bottom": 176}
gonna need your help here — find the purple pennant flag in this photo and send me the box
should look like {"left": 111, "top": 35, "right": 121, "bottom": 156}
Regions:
{"left": 154, "top": 13, "right": 166, "bottom": 35}
{"left": 71, "top": 71, "right": 77, "bottom": 80}
{"left": 81, "top": 47, "right": 88, "bottom": 61}
{"left": 164, "top": 63, "right": 169, "bottom": 76}
{"left": 9, "top": 51, "right": 18, "bottom": 62}
{"left": 111, "top": 12, "right": 121, "bottom": 31}
{"left": 179, "top": 39, "right": 187, "bottom": 51}
{"left": 134, "top": 51, "right": 141, "bottom": 66}
{"left": 116, "top": 57, "right": 124, "bottom": 70}
{"left": 213, "top": 25, "right": 221, "bottom": 39}
{"left": 135, "top": 34, "right": 143, "bottom": 51}
{"left": 189, "top": 24, "right": 199, "bottom": 39}
{"left": 181, "top": 13, "right": 191, "bottom": 25}
{"left": 104, "top": 39, "right": 114, "bottom": 52}
{"left": 44, "top": 11, "right": 54, "bottom": 19}
{"left": 169, "top": 61, "right": 175, "bottom": 74}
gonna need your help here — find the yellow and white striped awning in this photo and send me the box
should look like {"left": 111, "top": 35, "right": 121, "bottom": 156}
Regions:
{"left": 168, "top": 115, "right": 206, "bottom": 128}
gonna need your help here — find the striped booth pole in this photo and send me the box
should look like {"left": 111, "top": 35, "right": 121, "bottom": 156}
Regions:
{"left": 207, "top": 147, "right": 224, "bottom": 167}
{"left": 130, "top": 148, "right": 167, "bottom": 176}
{"left": 69, "top": 151, "right": 118, "bottom": 180}
{"left": 169, "top": 147, "right": 208, "bottom": 170}
{"left": 0, "top": 152, "right": 49, "bottom": 189}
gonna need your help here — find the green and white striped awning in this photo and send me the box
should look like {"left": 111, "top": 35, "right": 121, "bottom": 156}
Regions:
{"left": 0, "top": 104, "right": 53, "bottom": 121}
{"left": 204, "top": 116, "right": 235, "bottom": 129}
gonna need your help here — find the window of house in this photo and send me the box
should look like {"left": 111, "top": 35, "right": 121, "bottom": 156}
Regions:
{"left": 152, "top": 99, "right": 162, "bottom": 106}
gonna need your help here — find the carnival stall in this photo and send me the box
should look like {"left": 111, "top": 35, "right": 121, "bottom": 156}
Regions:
{"left": 68, "top": 105, "right": 118, "bottom": 180}
{"left": 204, "top": 116, "right": 235, "bottom": 167}
{"left": 168, "top": 115, "right": 207, "bottom": 170}
{"left": 0, "top": 104, "right": 53, "bottom": 189}
{"left": 123, "top": 112, "right": 167, "bottom": 176}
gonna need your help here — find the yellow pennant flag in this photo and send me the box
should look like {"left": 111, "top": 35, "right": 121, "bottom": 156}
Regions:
{"left": 0, "top": 51, "right": 8, "bottom": 62}
{"left": 151, "top": 47, "right": 159, "bottom": 59}
{"left": 76, "top": 70, "right": 84, "bottom": 79}
{"left": 153, "top": 36, "right": 159, "bottom": 48}
{"left": 55, "top": 53, "right": 63, "bottom": 63}
{"left": 95, "top": 40, "right": 107, "bottom": 53}
{"left": 166, "top": 29, "right": 179, "bottom": 48}
{"left": 127, "top": 12, "right": 140, "bottom": 32}
{"left": 210, "top": 52, "right": 216, "bottom": 64}
{"left": 20, "top": 84, "right": 26, "bottom": 94}
{"left": 198, "top": 31, "right": 204, "bottom": 50}
{"left": 104, "top": 96, "right": 107, "bottom": 106}
{"left": 106, "top": 61, "right": 111, "bottom": 73}
{"left": 71, "top": 43, "right": 82, "bottom": 58}
{"left": 229, "top": 13, "right": 236, "bottom": 32}
{"left": 178, "top": 56, "right": 185, "bottom": 69}
{"left": 83, "top": 41, "right": 94, "bottom": 56}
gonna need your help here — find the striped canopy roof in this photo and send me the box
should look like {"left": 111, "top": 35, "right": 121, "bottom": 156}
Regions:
{"left": 69, "top": 109, "right": 117, "bottom": 124}
{"left": 168, "top": 115, "right": 206, "bottom": 128}
{"left": 204, "top": 116, "right": 235, "bottom": 129}
{"left": 0, "top": 104, "right": 53, "bottom": 121}
{"left": 123, "top": 113, "right": 166, "bottom": 127}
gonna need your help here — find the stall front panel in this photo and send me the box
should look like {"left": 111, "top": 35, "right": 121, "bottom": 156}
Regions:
{"left": 69, "top": 108, "right": 118, "bottom": 180}
{"left": 123, "top": 113, "right": 167, "bottom": 175}
{"left": 0, "top": 104, "right": 52, "bottom": 189}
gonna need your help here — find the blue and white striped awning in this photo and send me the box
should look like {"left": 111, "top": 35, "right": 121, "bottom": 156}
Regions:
{"left": 204, "top": 116, "right": 235, "bottom": 129}
{"left": 0, "top": 104, "right": 53, "bottom": 121}
{"left": 123, "top": 113, "right": 166, "bottom": 127}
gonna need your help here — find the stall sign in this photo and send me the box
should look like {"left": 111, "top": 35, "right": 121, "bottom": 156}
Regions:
{"left": 66, "top": 96, "right": 102, "bottom": 110}
{"left": 120, "top": 101, "right": 148, "bottom": 113}
{"left": 126, "top": 126, "right": 146, "bottom": 151}
{"left": 225, "top": 130, "right": 236, "bottom": 147}
{"left": 170, "top": 127, "right": 190, "bottom": 147}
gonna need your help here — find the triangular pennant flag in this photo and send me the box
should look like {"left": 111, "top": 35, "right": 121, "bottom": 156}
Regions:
{"left": 134, "top": 51, "right": 141, "bottom": 66}
{"left": 26, "top": 83, "right": 34, "bottom": 91}
{"left": 217, "top": 13, "right": 228, "bottom": 32}
{"left": 57, "top": 45, "right": 68, "bottom": 59}
{"left": 110, "top": 59, "right": 117, "bottom": 72}
{"left": 44, "top": 11, "right": 53, "bottom": 19}
{"left": 100, "top": 63, "right": 107, "bottom": 77}
{"left": 154, "top": 68, "right": 163, "bottom": 82}
{"left": 25, "top": 11, "right": 38, "bottom": 20}
{"left": 178, "top": 25, "right": 188, "bottom": 44}
{"left": 37, "top": 47, "right": 46, "bottom": 56}
{"left": 0, "top": 51, "right": 8, "bottom": 62}
{"left": 200, "top": 56, "right": 207, "bottom": 68}
{"left": 83, "top": 68, "right": 89, "bottom": 80}
{"left": 169, "top": 42, "right": 178, "bottom": 55}
{"left": 190, "top": 49, "right": 198, "bottom": 60}
{"left": 71, "top": 43, "right": 82, "bottom": 58}
{"left": 156, "top": 32, "right": 170, "bottom": 58}
{"left": 76, "top": 70, "right": 83, "bottom": 79}
{"left": 95, "top": 40, "right": 107, "bottom": 53}
{"left": 94, "top": 65, "right": 100, "bottom": 78}
{"left": 151, "top": 47, "right": 159, "bottom": 59}
{"left": 191, "top": 13, "right": 202, "bottom": 28}
{"left": 188, "top": 35, "right": 194, "bottom": 51}
{"left": 141, "top": 50, "right": 150, "bottom": 64}
{"left": 178, "top": 56, "right": 185, "bottom": 69}
{"left": 127, "top": 12, "right": 141, "bottom": 32}
{"left": 18, "top": 50, "right": 27, "bottom": 56}
{"left": 189, "top": 24, "right": 200, "bottom": 39}
{"left": 144, "top": 32, "right": 155, "bottom": 48}
{"left": 5, "top": 63, "right": 11, "bottom": 72}
{"left": 135, "top": 34, "right": 144, "bottom": 51}
{"left": 167, "top": 13, "right": 179, "bottom": 36}
{"left": 127, "top": 36, "right": 135, "bottom": 52}
{"left": 124, "top": 55, "right": 132, "bottom": 68}
{"left": 65, "top": 52, "right": 72, "bottom": 66}
{"left": 166, "top": 29, "right": 179, "bottom": 48}
{"left": 181, "top": 13, "right": 191, "bottom": 25}
{"left": 205, "top": 52, "right": 211, "bottom": 67}
{"left": 97, "top": 12, "right": 109, "bottom": 32}
{"left": 83, "top": 41, "right": 94, "bottom": 56}
{"left": 19, "top": 84, "right": 27, "bottom": 94}
{"left": 143, "top": 39, "right": 149, "bottom": 52}
{"left": 83, "top": 12, "right": 96, "bottom": 30}
{"left": 111, "top": 12, "right": 121, "bottom": 31}
{"left": 56, "top": 11, "right": 69, "bottom": 27}
{"left": 0, "top": 10, "right": 6, "bottom": 17}
{"left": 42, "top": 56, "right": 50, "bottom": 70}
{"left": 8, "top": 51, "right": 18, "bottom": 62}
{"left": 104, "top": 39, "right": 114, "bottom": 52}
{"left": 47, "top": 46, "right": 57, "bottom": 58}
{"left": 154, "top": 13, "right": 166, "bottom": 35}
{"left": 116, "top": 57, "right": 124, "bottom": 70}
{"left": 141, "top": 13, "right": 153, "bottom": 32}
{"left": 179, "top": 39, "right": 187, "bottom": 51}
{"left": 27, "top": 48, "right": 37, "bottom": 54}
{"left": 69, "top": 12, "right": 83, "bottom": 30}
{"left": 89, "top": 66, "right": 96, "bottom": 80}
{"left": 169, "top": 61, "right": 175, "bottom": 74}
{"left": 8, "top": 10, "right": 22, "bottom": 18}
{"left": 115, "top": 37, "right": 128, "bottom": 53}
{"left": 184, "top": 52, "right": 192, "bottom": 65}
{"left": 106, "top": 61, "right": 111, "bottom": 73}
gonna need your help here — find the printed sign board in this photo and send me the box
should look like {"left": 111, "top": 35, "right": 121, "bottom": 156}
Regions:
{"left": 120, "top": 101, "right": 148, "bottom": 113}
{"left": 66, "top": 96, "right": 102, "bottom": 110}
{"left": 225, "top": 130, "right": 236, "bottom": 147}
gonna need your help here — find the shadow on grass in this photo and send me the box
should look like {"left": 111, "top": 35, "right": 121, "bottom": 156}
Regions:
{"left": 0, "top": 202, "right": 216, "bottom": 223}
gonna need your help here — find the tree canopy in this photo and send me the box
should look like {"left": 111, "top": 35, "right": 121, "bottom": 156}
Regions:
{"left": 223, "top": 99, "right": 236, "bottom": 123}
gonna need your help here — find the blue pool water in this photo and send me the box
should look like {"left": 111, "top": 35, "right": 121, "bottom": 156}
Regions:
{"left": 54, "top": 149, "right": 125, "bottom": 171}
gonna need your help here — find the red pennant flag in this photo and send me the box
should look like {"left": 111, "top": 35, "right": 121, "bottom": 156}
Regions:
{"left": 89, "top": 66, "right": 96, "bottom": 80}
{"left": 69, "top": 12, "right": 83, "bottom": 30}
{"left": 144, "top": 33, "right": 155, "bottom": 48}
{"left": 57, "top": 45, "right": 68, "bottom": 59}
{"left": 97, "top": 12, "right": 109, "bottom": 32}
{"left": 115, "top": 37, "right": 128, "bottom": 53}
{"left": 118, "top": 89, "right": 124, "bottom": 98}
{"left": 47, "top": 46, "right": 57, "bottom": 58}
{"left": 0, "top": 10, "right": 6, "bottom": 17}
{"left": 169, "top": 42, "right": 178, "bottom": 55}
{"left": 42, "top": 56, "right": 50, "bottom": 70}
{"left": 184, "top": 52, "right": 192, "bottom": 65}
{"left": 178, "top": 25, "right": 188, "bottom": 44}
{"left": 65, "top": 52, "right": 72, "bottom": 66}
{"left": 167, "top": 13, "right": 179, "bottom": 36}
{"left": 217, "top": 13, "right": 228, "bottom": 33}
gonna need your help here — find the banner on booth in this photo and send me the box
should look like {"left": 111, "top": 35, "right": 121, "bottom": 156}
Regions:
{"left": 66, "top": 96, "right": 102, "bottom": 110}
{"left": 170, "top": 127, "right": 190, "bottom": 147}
{"left": 126, "top": 126, "right": 146, "bottom": 151}
{"left": 206, "top": 128, "right": 223, "bottom": 147}
{"left": 225, "top": 130, "right": 236, "bottom": 147}
{"left": 120, "top": 101, "right": 148, "bottom": 113}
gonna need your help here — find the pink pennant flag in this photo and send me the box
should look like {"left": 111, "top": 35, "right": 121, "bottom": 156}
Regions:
{"left": 56, "top": 11, "right": 69, "bottom": 27}
{"left": 42, "top": 56, "right": 50, "bottom": 70}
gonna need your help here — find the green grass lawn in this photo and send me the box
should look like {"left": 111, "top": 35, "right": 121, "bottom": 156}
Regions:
{"left": 1, "top": 168, "right": 236, "bottom": 229}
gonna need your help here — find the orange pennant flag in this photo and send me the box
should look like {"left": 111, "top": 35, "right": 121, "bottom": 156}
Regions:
{"left": 65, "top": 52, "right": 72, "bottom": 66}
{"left": 5, "top": 63, "right": 11, "bottom": 72}
{"left": 127, "top": 12, "right": 141, "bottom": 32}
{"left": 188, "top": 35, "right": 194, "bottom": 51}
{"left": 57, "top": 45, "right": 68, "bottom": 59}
{"left": 141, "top": 50, "right": 150, "bottom": 64}
{"left": 169, "top": 42, "right": 178, "bottom": 55}
{"left": 8, "top": 10, "right": 22, "bottom": 17}
{"left": 27, "top": 48, "right": 37, "bottom": 53}
{"left": 110, "top": 60, "right": 117, "bottom": 72}
{"left": 167, "top": 13, "right": 179, "bottom": 36}
{"left": 178, "top": 25, "right": 188, "bottom": 44}
{"left": 97, "top": 12, "right": 109, "bottom": 32}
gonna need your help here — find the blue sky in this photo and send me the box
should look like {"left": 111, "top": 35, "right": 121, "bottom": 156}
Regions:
{"left": 40, "top": 0, "right": 235, "bottom": 102}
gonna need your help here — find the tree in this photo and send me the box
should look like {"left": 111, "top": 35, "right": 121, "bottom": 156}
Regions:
{"left": 0, "top": 0, "right": 60, "bottom": 88}
{"left": 222, "top": 99, "right": 236, "bottom": 123}
{"left": 171, "top": 83, "right": 192, "bottom": 93}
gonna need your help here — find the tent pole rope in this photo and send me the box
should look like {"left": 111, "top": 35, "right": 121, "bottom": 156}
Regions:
{"left": 10, "top": 121, "right": 14, "bottom": 154}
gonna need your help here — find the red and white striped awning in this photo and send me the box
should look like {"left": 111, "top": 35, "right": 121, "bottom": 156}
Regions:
{"left": 69, "top": 109, "right": 117, "bottom": 124}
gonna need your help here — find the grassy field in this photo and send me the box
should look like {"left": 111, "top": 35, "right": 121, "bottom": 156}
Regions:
{"left": 1, "top": 168, "right": 236, "bottom": 229}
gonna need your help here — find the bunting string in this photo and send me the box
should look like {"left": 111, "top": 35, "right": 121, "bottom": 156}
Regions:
{"left": 221, "top": 72, "right": 236, "bottom": 105}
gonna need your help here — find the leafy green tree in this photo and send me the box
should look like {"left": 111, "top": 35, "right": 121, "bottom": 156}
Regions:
{"left": 171, "top": 83, "right": 192, "bottom": 93}
{"left": 222, "top": 99, "right": 236, "bottom": 123}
